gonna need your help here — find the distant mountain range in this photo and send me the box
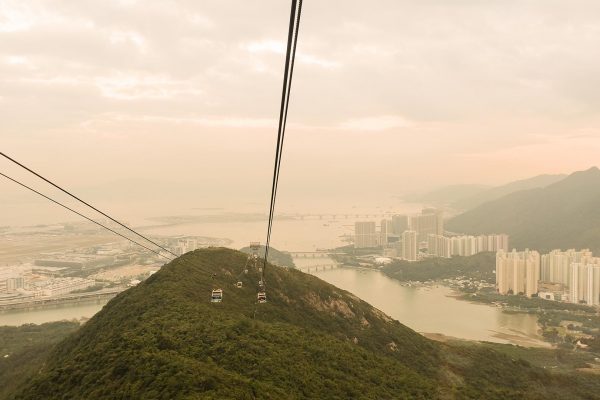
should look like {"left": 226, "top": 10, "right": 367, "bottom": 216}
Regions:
{"left": 403, "top": 184, "right": 491, "bottom": 205}
{"left": 447, "top": 167, "right": 600, "bottom": 253}
{"left": 404, "top": 174, "right": 566, "bottom": 211}
{"left": 453, "top": 174, "right": 567, "bottom": 210}
{"left": 7, "top": 248, "right": 597, "bottom": 399}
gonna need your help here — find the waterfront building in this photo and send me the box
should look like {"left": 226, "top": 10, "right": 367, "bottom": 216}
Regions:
{"left": 450, "top": 234, "right": 509, "bottom": 257}
{"left": 380, "top": 219, "right": 393, "bottom": 247}
{"left": 391, "top": 215, "right": 409, "bottom": 235}
{"left": 0, "top": 265, "right": 32, "bottom": 294}
{"left": 354, "top": 221, "right": 378, "bottom": 249}
{"left": 569, "top": 263, "right": 600, "bottom": 305}
{"left": 541, "top": 249, "right": 596, "bottom": 286}
{"left": 409, "top": 208, "right": 444, "bottom": 242}
{"left": 486, "top": 234, "right": 509, "bottom": 252}
{"left": 402, "top": 231, "right": 418, "bottom": 262}
{"left": 428, "top": 234, "right": 451, "bottom": 258}
{"left": 450, "top": 235, "right": 478, "bottom": 256}
{"left": 496, "top": 249, "right": 540, "bottom": 297}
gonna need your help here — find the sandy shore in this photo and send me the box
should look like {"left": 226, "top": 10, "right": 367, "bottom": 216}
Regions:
{"left": 422, "top": 331, "right": 553, "bottom": 348}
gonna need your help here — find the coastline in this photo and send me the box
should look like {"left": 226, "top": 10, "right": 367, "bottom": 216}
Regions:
{"left": 422, "top": 330, "right": 552, "bottom": 348}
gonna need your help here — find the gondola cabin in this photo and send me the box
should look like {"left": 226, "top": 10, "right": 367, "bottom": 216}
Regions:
{"left": 211, "top": 289, "right": 223, "bottom": 303}
{"left": 236, "top": 281, "right": 243, "bottom": 288}
{"left": 257, "top": 292, "right": 267, "bottom": 303}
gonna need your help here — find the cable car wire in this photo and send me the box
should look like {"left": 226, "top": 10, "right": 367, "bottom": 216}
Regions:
{"left": 1, "top": 172, "right": 218, "bottom": 279}
{"left": 0, "top": 171, "right": 173, "bottom": 262}
{"left": 0, "top": 172, "right": 226, "bottom": 275}
{"left": 263, "top": 0, "right": 303, "bottom": 275}
{"left": 0, "top": 151, "right": 180, "bottom": 260}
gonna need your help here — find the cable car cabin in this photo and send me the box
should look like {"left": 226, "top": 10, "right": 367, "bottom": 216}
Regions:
{"left": 211, "top": 289, "right": 223, "bottom": 303}
{"left": 236, "top": 281, "right": 243, "bottom": 288}
{"left": 257, "top": 292, "right": 267, "bottom": 303}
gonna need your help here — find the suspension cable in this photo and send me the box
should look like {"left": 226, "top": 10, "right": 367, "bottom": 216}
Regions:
{"left": 1, "top": 172, "right": 218, "bottom": 279}
{"left": 0, "top": 151, "right": 180, "bottom": 259}
{"left": 263, "top": 0, "right": 303, "bottom": 275}
{"left": 0, "top": 172, "right": 172, "bottom": 262}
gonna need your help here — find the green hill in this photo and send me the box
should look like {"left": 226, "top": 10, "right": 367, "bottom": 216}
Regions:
{"left": 447, "top": 167, "right": 600, "bottom": 253}
{"left": 8, "top": 248, "right": 600, "bottom": 399}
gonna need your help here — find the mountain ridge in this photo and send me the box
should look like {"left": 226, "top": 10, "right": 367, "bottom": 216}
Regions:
{"left": 453, "top": 173, "right": 567, "bottom": 210}
{"left": 402, "top": 173, "right": 566, "bottom": 210}
{"left": 447, "top": 167, "right": 600, "bottom": 253}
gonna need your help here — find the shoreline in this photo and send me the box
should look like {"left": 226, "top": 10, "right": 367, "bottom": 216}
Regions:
{"left": 314, "top": 266, "right": 552, "bottom": 349}
{"left": 0, "top": 291, "right": 118, "bottom": 312}
{"left": 422, "top": 331, "right": 553, "bottom": 348}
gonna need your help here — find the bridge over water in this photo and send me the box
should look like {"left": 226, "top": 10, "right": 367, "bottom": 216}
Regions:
{"left": 288, "top": 251, "right": 333, "bottom": 259}
{"left": 280, "top": 213, "right": 395, "bottom": 220}
{"left": 0, "top": 288, "right": 123, "bottom": 311}
{"left": 294, "top": 263, "right": 339, "bottom": 273}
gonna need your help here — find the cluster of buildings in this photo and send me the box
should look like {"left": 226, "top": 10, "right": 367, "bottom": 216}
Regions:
{"left": 355, "top": 208, "right": 444, "bottom": 255}
{"left": 355, "top": 208, "right": 444, "bottom": 248}
{"left": 172, "top": 238, "right": 201, "bottom": 256}
{"left": 0, "top": 264, "right": 96, "bottom": 303}
{"left": 0, "top": 266, "right": 27, "bottom": 294}
{"left": 355, "top": 208, "right": 508, "bottom": 262}
{"left": 428, "top": 234, "right": 509, "bottom": 258}
{"left": 496, "top": 249, "right": 600, "bottom": 306}
{"left": 0, "top": 235, "right": 206, "bottom": 302}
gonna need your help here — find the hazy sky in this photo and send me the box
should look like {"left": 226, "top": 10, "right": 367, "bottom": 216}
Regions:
{"left": 2, "top": 0, "right": 600, "bottom": 216}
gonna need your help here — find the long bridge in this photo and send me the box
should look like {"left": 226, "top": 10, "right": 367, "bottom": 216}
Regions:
{"left": 288, "top": 251, "right": 333, "bottom": 259}
{"left": 294, "top": 263, "right": 339, "bottom": 273}
{"left": 0, "top": 288, "right": 123, "bottom": 311}
{"left": 280, "top": 213, "right": 396, "bottom": 220}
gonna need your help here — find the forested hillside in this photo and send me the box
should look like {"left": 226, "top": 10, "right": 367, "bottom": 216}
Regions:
{"left": 8, "top": 248, "right": 600, "bottom": 399}
{"left": 447, "top": 167, "right": 600, "bottom": 253}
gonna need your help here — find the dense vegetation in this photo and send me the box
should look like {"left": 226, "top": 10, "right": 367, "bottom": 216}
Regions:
{"left": 382, "top": 253, "right": 496, "bottom": 283}
{"left": 0, "top": 322, "right": 80, "bottom": 399}
{"left": 239, "top": 245, "right": 295, "bottom": 268}
{"left": 6, "top": 248, "right": 600, "bottom": 399}
{"left": 447, "top": 167, "right": 600, "bottom": 253}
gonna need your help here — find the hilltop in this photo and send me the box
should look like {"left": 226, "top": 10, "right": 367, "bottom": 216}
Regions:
{"left": 239, "top": 245, "right": 295, "bottom": 268}
{"left": 447, "top": 167, "right": 600, "bottom": 253}
{"left": 8, "top": 248, "right": 600, "bottom": 399}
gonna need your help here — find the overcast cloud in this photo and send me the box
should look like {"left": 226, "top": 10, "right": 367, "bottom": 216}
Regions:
{"left": 2, "top": 0, "right": 600, "bottom": 218}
